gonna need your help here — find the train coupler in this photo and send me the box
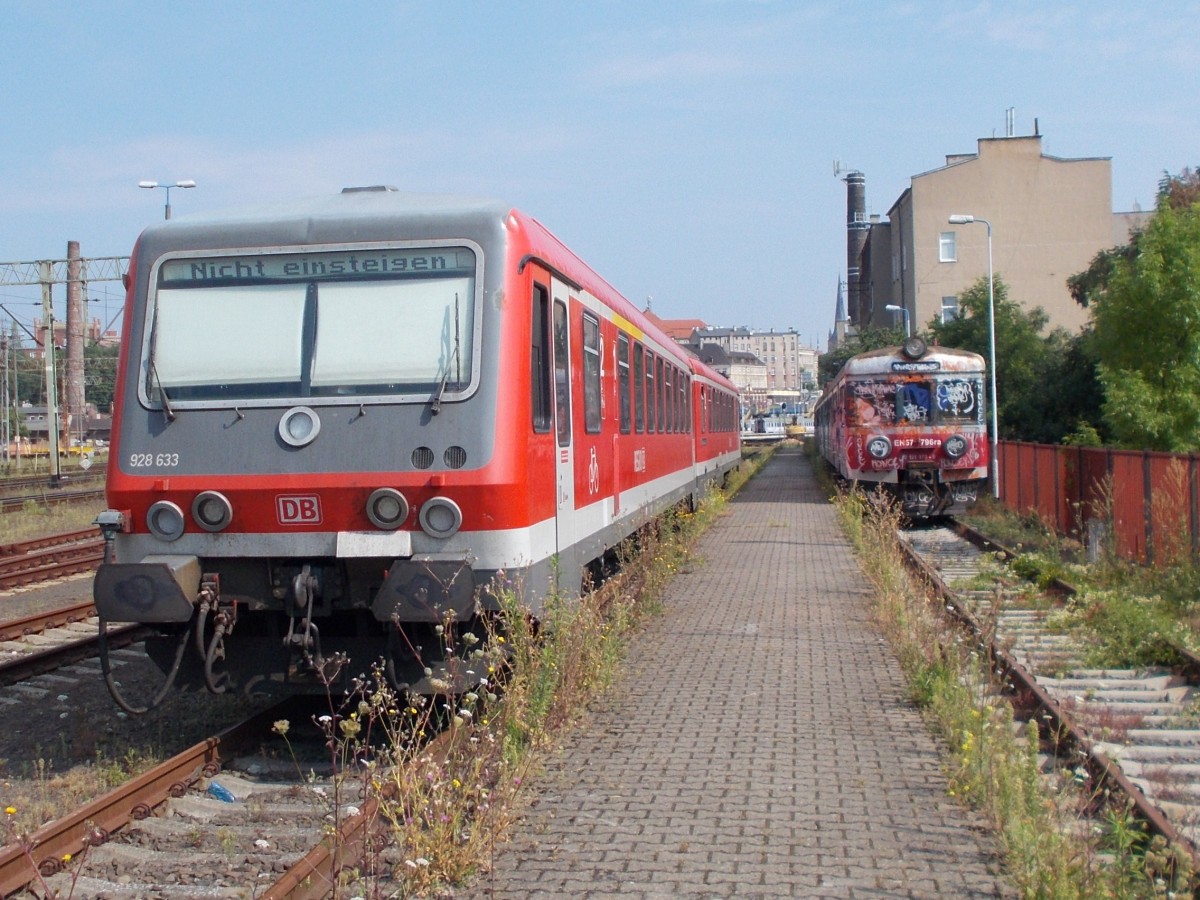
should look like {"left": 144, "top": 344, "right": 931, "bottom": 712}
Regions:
{"left": 196, "top": 575, "right": 236, "bottom": 694}
{"left": 283, "top": 564, "right": 341, "bottom": 682}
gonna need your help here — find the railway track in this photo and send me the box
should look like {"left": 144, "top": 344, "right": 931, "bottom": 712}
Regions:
{"left": 0, "top": 527, "right": 104, "bottom": 590}
{"left": 0, "top": 486, "right": 105, "bottom": 515}
{"left": 900, "top": 522, "right": 1200, "bottom": 862}
{"left": 0, "top": 471, "right": 104, "bottom": 495}
{"left": 0, "top": 600, "right": 146, "bottom": 687}
{"left": 0, "top": 699, "right": 399, "bottom": 897}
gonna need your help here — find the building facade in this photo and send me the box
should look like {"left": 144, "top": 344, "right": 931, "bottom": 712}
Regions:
{"left": 850, "top": 130, "right": 1150, "bottom": 337}
{"left": 688, "top": 325, "right": 818, "bottom": 393}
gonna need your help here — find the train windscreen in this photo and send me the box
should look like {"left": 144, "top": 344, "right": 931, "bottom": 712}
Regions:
{"left": 144, "top": 246, "right": 477, "bottom": 403}
{"left": 849, "top": 376, "right": 983, "bottom": 426}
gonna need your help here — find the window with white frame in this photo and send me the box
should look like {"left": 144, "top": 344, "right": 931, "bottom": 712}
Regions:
{"left": 939, "top": 231, "right": 957, "bottom": 263}
{"left": 941, "top": 295, "right": 959, "bottom": 322}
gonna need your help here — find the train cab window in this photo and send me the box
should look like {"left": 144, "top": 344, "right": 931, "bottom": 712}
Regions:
{"left": 553, "top": 300, "right": 571, "bottom": 446}
{"left": 645, "top": 352, "right": 656, "bottom": 433}
{"left": 935, "top": 378, "right": 982, "bottom": 424}
{"left": 849, "top": 381, "right": 896, "bottom": 426}
{"left": 582, "top": 313, "right": 602, "bottom": 434}
{"left": 633, "top": 343, "right": 645, "bottom": 433}
{"left": 148, "top": 246, "right": 478, "bottom": 404}
{"left": 894, "top": 381, "right": 932, "bottom": 425}
{"left": 532, "top": 286, "right": 552, "bottom": 433}
{"left": 617, "top": 335, "right": 631, "bottom": 435}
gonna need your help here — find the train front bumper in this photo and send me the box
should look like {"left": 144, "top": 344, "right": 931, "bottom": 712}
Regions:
{"left": 93, "top": 556, "right": 201, "bottom": 623}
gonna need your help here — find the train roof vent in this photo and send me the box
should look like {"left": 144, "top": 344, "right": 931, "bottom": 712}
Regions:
{"left": 341, "top": 185, "right": 399, "bottom": 193}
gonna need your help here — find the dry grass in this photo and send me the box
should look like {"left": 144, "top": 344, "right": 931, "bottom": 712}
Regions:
{"left": 0, "top": 500, "right": 107, "bottom": 545}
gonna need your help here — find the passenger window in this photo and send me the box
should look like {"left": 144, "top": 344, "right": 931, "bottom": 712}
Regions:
{"left": 633, "top": 343, "right": 645, "bottom": 433}
{"left": 531, "top": 286, "right": 551, "bottom": 433}
{"left": 617, "top": 335, "right": 631, "bottom": 435}
{"left": 645, "top": 352, "right": 656, "bottom": 434}
{"left": 582, "top": 314, "right": 602, "bottom": 434}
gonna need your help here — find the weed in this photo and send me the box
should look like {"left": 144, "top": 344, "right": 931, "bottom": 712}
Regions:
{"left": 267, "top": 447, "right": 775, "bottom": 897}
{"left": 832, "top": 483, "right": 1192, "bottom": 897}
{"left": 1063, "top": 588, "right": 1187, "bottom": 669}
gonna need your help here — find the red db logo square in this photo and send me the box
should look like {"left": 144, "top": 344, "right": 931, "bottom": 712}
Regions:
{"left": 277, "top": 495, "right": 322, "bottom": 525}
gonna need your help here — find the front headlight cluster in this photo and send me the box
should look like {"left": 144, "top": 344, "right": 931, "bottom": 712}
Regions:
{"left": 942, "top": 435, "right": 968, "bottom": 459}
{"left": 147, "top": 488, "right": 463, "bottom": 541}
{"left": 866, "top": 436, "right": 892, "bottom": 460}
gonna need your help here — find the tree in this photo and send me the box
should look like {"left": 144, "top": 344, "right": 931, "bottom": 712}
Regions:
{"left": 818, "top": 325, "right": 905, "bottom": 384}
{"left": 1090, "top": 197, "right": 1200, "bottom": 451}
{"left": 1069, "top": 168, "right": 1200, "bottom": 311}
{"left": 84, "top": 342, "right": 120, "bottom": 413}
{"left": 927, "top": 274, "right": 1102, "bottom": 443}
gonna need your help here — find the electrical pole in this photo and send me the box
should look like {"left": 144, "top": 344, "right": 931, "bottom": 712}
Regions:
{"left": 0, "top": 253, "right": 128, "bottom": 485}
{"left": 38, "top": 261, "right": 62, "bottom": 484}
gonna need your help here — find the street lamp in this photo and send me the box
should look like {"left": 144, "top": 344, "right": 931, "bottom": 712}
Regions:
{"left": 884, "top": 303, "right": 911, "bottom": 337}
{"left": 138, "top": 179, "right": 196, "bottom": 219}
{"left": 948, "top": 213, "right": 999, "bottom": 500}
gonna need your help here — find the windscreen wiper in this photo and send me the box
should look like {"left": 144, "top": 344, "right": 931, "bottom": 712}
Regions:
{"left": 429, "top": 292, "right": 462, "bottom": 416}
{"left": 150, "top": 362, "right": 177, "bottom": 423}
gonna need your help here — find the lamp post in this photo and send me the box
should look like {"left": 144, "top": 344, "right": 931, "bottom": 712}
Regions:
{"left": 948, "top": 214, "right": 999, "bottom": 500}
{"left": 138, "top": 179, "right": 196, "bottom": 219}
{"left": 884, "top": 303, "right": 910, "bottom": 337}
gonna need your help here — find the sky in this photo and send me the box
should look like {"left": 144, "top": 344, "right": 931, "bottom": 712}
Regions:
{"left": 1, "top": 1, "right": 1197, "bottom": 352}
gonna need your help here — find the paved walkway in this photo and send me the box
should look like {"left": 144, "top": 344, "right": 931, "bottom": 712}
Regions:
{"left": 462, "top": 448, "right": 1013, "bottom": 898}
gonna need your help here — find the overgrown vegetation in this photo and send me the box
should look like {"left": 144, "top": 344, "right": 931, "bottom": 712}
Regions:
{"left": 833, "top": 483, "right": 1193, "bottom": 897}
{"left": 965, "top": 496, "right": 1200, "bottom": 669}
{"left": 1073, "top": 168, "right": 1200, "bottom": 452}
{"left": 268, "top": 446, "right": 776, "bottom": 897}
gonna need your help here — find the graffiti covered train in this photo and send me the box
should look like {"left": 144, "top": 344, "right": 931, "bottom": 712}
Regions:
{"left": 812, "top": 338, "right": 989, "bottom": 517}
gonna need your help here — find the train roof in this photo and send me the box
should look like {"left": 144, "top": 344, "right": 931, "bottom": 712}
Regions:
{"left": 836, "top": 345, "right": 986, "bottom": 378}
{"left": 135, "top": 188, "right": 513, "bottom": 254}
{"left": 130, "top": 187, "right": 738, "bottom": 397}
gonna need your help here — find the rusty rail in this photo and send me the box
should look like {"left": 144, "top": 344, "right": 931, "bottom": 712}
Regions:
{"left": 0, "top": 703, "right": 291, "bottom": 895}
{"left": 897, "top": 529, "right": 1199, "bottom": 868}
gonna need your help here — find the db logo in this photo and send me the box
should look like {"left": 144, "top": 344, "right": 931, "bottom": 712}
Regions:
{"left": 277, "top": 495, "right": 322, "bottom": 524}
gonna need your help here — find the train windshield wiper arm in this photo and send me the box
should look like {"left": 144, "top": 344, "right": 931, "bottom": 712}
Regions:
{"left": 430, "top": 373, "right": 448, "bottom": 415}
{"left": 149, "top": 362, "right": 177, "bottom": 423}
{"left": 429, "top": 292, "right": 462, "bottom": 416}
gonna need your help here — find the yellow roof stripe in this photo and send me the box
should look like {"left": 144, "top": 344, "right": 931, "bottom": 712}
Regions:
{"left": 611, "top": 313, "right": 644, "bottom": 341}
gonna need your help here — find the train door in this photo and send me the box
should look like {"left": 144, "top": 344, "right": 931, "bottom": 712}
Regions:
{"left": 550, "top": 280, "right": 578, "bottom": 592}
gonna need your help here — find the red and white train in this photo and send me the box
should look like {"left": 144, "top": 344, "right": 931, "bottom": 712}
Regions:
{"left": 812, "top": 337, "right": 989, "bottom": 517}
{"left": 93, "top": 187, "right": 741, "bottom": 710}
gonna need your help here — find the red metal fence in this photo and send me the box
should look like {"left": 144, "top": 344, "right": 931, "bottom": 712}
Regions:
{"left": 998, "top": 441, "right": 1200, "bottom": 566}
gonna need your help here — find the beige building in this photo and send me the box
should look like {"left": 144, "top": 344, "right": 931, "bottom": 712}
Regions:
{"left": 853, "top": 131, "right": 1149, "bottom": 336}
{"left": 688, "top": 325, "right": 818, "bottom": 392}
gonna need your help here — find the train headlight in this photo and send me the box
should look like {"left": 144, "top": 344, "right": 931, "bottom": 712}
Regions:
{"left": 901, "top": 336, "right": 928, "bottom": 360}
{"left": 419, "top": 497, "right": 463, "bottom": 539}
{"left": 866, "top": 436, "right": 892, "bottom": 460}
{"left": 146, "top": 500, "right": 186, "bottom": 542}
{"left": 192, "top": 491, "right": 233, "bottom": 532}
{"left": 278, "top": 406, "right": 321, "bottom": 448}
{"left": 943, "top": 435, "right": 968, "bottom": 459}
{"left": 366, "top": 488, "right": 409, "bottom": 530}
